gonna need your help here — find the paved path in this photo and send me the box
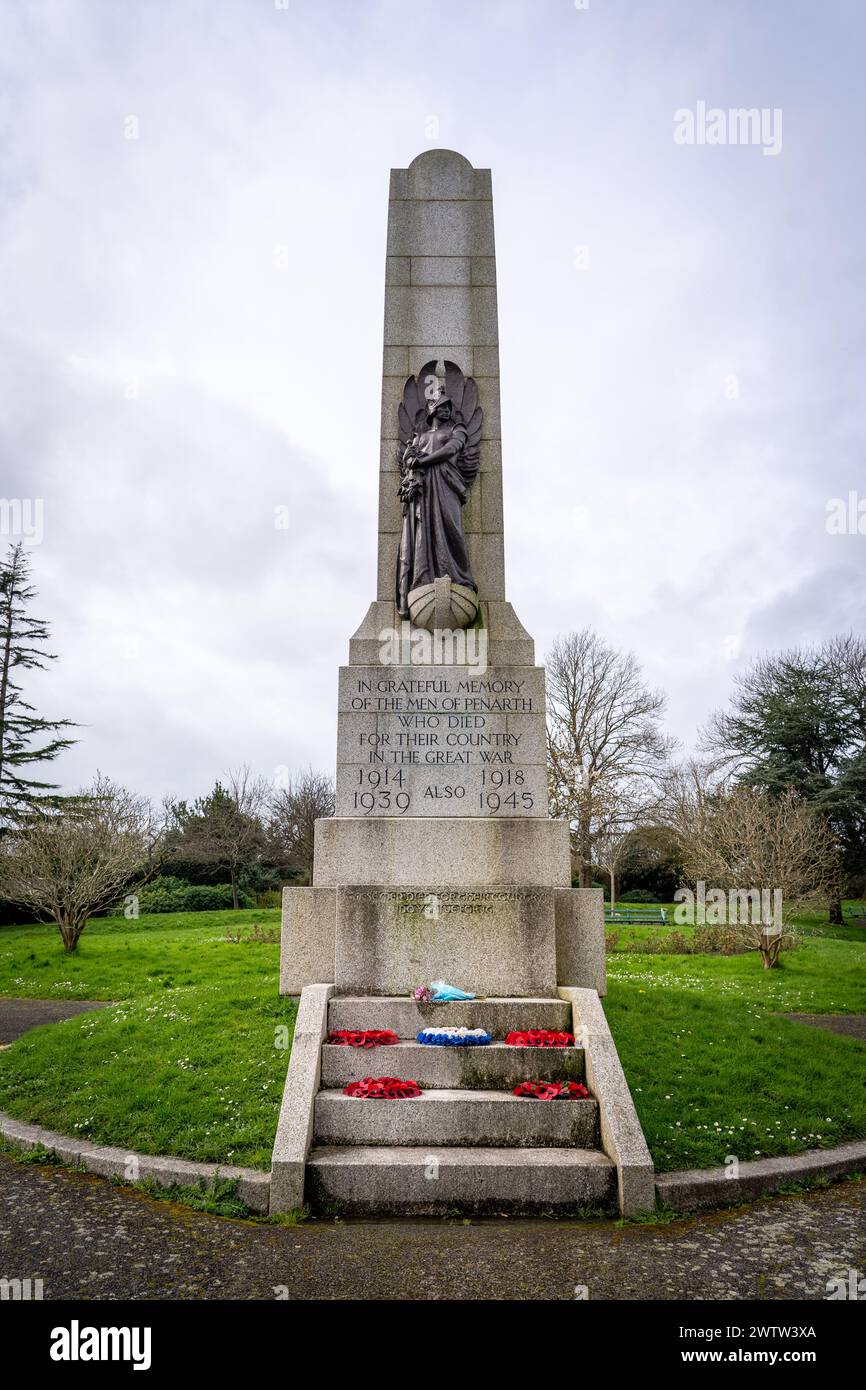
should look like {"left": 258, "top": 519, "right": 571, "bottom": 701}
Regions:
{"left": 1, "top": 1155, "right": 863, "bottom": 1300}
{"left": 0, "top": 997, "right": 109, "bottom": 1046}
{"left": 781, "top": 1012, "right": 866, "bottom": 1042}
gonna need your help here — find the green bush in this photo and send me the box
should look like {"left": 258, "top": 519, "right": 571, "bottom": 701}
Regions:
{"left": 136, "top": 875, "right": 188, "bottom": 913}
{"left": 618, "top": 889, "right": 658, "bottom": 904}
{"left": 255, "top": 889, "right": 283, "bottom": 909}
{"left": 136, "top": 876, "right": 254, "bottom": 914}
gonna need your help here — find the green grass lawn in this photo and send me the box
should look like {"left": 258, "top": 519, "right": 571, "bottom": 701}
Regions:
{"left": 605, "top": 905, "right": 866, "bottom": 1171}
{"left": 0, "top": 910, "right": 294, "bottom": 1169}
{"left": 0, "top": 904, "right": 864, "bottom": 1176}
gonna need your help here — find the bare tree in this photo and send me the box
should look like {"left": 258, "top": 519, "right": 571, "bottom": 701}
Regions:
{"left": 593, "top": 820, "right": 632, "bottom": 913}
{"left": 268, "top": 768, "right": 335, "bottom": 884}
{"left": 592, "top": 785, "right": 656, "bottom": 911}
{"left": 656, "top": 756, "right": 726, "bottom": 842}
{"left": 701, "top": 635, "right": 866, "bottom": 921}
{"left": 546, "top": 628, "right": 675, "bottom": 886}
{"left": 0, "top": 773, "right": 158, "bottom": 952}
{"left": 165, "top": 766, "right": 269, "bottom": 909}
{"left": 677, "top": 786, "right": 839, "bottom": 968}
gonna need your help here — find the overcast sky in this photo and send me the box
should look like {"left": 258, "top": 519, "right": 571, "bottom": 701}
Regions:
{"left": 2, "top": 0, "right": 864, "bottom": 802}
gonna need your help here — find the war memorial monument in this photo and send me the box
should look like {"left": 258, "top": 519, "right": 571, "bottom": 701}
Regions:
{"left": 271, "top": 149, "right": 653, "bottom": 1218}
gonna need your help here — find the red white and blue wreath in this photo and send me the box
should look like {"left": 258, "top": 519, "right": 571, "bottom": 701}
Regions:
{"left": 416, "top": 1026, "right": 492, "bottom": 1047}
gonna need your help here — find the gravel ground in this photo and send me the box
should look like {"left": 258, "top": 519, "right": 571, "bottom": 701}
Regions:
{"left": 1, "top": 1155, "right": 864, "bottom": 1301}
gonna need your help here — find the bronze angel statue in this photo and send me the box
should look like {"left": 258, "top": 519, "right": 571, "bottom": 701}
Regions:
{"left": 395, "top": 360, "right": 483, "bottom": 629}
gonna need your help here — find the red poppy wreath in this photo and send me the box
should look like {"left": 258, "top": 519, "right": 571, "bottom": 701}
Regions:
{"left": 343, "top": 1076, "right": 422, "bottom": 1099}
{"left": 513, "top": 1080, "right": 589, "bottom": 1100}
{"left": 328, "top": 1030, "right": 400, "bottom": 1048}
{"left": 504, "top": 1030, "right": 575, "bottom": 1048}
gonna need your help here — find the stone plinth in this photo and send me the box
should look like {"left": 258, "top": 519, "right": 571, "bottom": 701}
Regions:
{"left": 280, "top": 880, "right": 606, "bottom": 997}
{"left": 555, "top": 888, "right": 607, "bottom": 996}
{"left": 279, "top": 887, "right": 336, "bottom": 996}
{"left": 333, "top": 885, "right": 557, "bottom": 996}
{"left": 312, "top": 815, "right": 572, "bottom": 887}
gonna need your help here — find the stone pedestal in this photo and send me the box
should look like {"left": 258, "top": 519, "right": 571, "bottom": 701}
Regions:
{"left": 280, "top": 881, "right": 605, "bottom": 997}
{"left": 335, "top": 886, "right": 557, "bottom": 996}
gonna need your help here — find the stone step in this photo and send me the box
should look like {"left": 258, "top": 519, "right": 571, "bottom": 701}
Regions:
{"left": 328, "top": 995, "right": 572, "bottom": 1039}
{"left": 306, "top": 1145, "right": 616, "bottom": 1215}
{"left": 314, "top": 1088, "right": 600, "bottom": 1148}
{"left": 321, "top": 1040, "right": 586, "bottom": 1090}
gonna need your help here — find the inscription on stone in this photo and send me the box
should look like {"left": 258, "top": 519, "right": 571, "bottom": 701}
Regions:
{"left": 335, "top": 665, "right": 548, "bottom": 818}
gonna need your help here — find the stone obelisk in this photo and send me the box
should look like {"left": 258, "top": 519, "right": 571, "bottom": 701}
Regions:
{"left": 270, "top": 151, "right": 654, "bottom": 1223}
{"left": 280, "top": 149, "right": 604, "bottom": 999}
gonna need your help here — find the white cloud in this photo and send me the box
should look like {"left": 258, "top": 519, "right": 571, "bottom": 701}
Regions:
{"left": 1, "top": 0, "right": 864, "bottom": 796}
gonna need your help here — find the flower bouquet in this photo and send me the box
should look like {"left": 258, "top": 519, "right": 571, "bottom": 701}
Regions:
{"left": 414, "top": 981, "right": 476, "bottom": 1003}
{"left": 513, "top": 1080, "right": 589, "bottom": 1101}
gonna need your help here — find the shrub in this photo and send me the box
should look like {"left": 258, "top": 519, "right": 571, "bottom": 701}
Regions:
{"left": 181, "top": 883, "right": 255, "bottom": 911}
{"left": 224, "top": 922, "right": 280, "bottom": 944}
{"left": 136, "top": 876, "right": 255, "bottom": 914}
{"left": 136, "top": 875, "right": 188, "bottom": 914}
{"left": 694, "top": 924, "right": 753, "bottom": 955}
{"left": 620, "top": 926, "right": 798, "bottom": 957}
{"left": 618, "top": 889, "right": 658, "bottom": 904}
{"left": 255, "top": 889, "right": 283, "bottom": 909}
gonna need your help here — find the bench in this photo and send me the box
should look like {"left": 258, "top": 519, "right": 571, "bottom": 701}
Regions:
{"left": 604, "top": 905, "right": 668, "bottom": 925}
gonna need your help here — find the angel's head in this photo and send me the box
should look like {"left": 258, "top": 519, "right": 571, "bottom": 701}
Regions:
{"left": 427, "top": 393, "right": 453, "bottom": 422}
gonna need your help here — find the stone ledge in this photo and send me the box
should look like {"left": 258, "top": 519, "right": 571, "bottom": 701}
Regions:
{"left": 0, "top": 1112, "right": 270, "bottom": 1213}
{"left": 270, "top": 983, "right": 334, "bottom": 1213}
{"left": 656, "top": 1140, "right": 866, "bottom": 1212}
{"left": 558, "top": 987, "right": 655, "bottom": 1218}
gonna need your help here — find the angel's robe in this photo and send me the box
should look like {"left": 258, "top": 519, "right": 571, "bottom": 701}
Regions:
{"left": 396, "top": 418, "right": 478, "bottom": 618}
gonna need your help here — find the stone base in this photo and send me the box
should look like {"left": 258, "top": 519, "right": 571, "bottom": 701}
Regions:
{"left": 280, "top": 882, "right": 605, "bottom": 997}
{"left": 279, "top": 887, "right": 336, "bottom": 995}
{"left": 347, "top": 599, "right": 535, "bottom": 667}
{"left": 556, "top": 887, "right": 606, "bottom": 996}
{"left": 313, "top": 815, "right": 572, "bottom": 887}
{"left": 334, "top": 885, "right": 557, "bottom": 996}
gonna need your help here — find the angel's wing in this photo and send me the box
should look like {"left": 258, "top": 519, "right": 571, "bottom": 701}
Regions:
{"left": 398, "top": 375, "right": 421, "bottom": 449}
{"left": 398, "top": 359, "right": 440, "bottom": 447}
{"left": 444, "top": 359, "right": 483, "bottom": 473}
